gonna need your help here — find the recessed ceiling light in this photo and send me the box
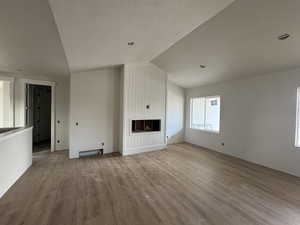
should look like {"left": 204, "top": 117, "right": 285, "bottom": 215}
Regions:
{"left": 200, "top": 65, "right": 206, "bottom": 69}
{"left": 128, "top": 41, "right": 135, "bottom": 46}
{"left": 278, "top": 33, "right": 290, "bottom": 40}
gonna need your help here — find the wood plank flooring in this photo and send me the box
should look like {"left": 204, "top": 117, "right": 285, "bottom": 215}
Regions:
{"left": 1, "top": 143, "right": 300, "bottom": 225}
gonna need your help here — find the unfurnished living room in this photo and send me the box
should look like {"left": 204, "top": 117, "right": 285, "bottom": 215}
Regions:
{"left": 1, "top": 0, "right": 300, "bottom": 225}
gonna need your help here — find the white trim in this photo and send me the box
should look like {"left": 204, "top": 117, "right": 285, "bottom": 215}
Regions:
{"left": 21, "top": 79, "right": 56, "bottom": 152}
{"left": 0, "top": 76, "right": 15, "bottom": 127}
{"left": 295, "top": 87, "right": 300, "bottom": 148}
{"left": 189, "top": 97, "right": 194, "bottom": 129}
{"left": 21, "top": 79, "right": 55, "bottom": 87}
{"left": 11, "top": 78, "right": 15, "bottom": 127}
{"left": 164, "top": 73, "right": 168, "bottom": 144}
{"left": 122, "top": 144, "right": 166, "bottom": 156}
{"left": 122, "top": 68, "right": 127, "bottom": 153}
{"left": 0, "top": 75, "right": 14, "bottom": 82}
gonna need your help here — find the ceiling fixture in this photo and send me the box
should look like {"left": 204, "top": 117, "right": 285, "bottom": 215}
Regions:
{"left": 278, "top": 33, "right": 290, "bottom": 40}
{"left": 200, "top": 65, "right": 206, "bottom": 69}
{"left": 128, "top": 41, "right": 135, "bottom": 46}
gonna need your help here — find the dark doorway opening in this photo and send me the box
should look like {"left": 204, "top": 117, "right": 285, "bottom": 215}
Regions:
{"left": 25, "top": 84, "right": 51, "bottom": 153}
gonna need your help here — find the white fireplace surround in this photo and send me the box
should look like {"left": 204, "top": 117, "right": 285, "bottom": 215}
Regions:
{"left": 119, "top": 63, "right": 167, "bottom": 156}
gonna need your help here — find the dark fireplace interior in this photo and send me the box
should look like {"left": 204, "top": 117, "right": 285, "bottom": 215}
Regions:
{"left": 132, "top": 120, "right": 161, "bottom": 133}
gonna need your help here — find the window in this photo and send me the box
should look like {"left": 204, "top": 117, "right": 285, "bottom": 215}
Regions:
{"left": 295, "top": 88, "right": 300, "bottom": 147}
{"left": 190, "top": 96, "right": 220, "bottom": 133}
{"left": 0, "top": 78, "right": 14, "bottom": 128}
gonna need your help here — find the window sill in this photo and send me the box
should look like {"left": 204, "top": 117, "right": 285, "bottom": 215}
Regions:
{"left": 190, "top": 128, "right": 220, "bottom": 135}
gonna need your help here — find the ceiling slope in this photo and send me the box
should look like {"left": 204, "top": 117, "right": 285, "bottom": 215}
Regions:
{"left": 0, "top": 0, "right": 70, "bottom": 76}
{"left": 152, "top": 0, "right": 300, "bottom": 88}
{"left": 48, "top": 0, "right": 235, "bottom": 72}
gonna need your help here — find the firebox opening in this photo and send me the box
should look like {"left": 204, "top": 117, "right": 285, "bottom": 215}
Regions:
{"left": 132, "top": 119, "right": 161, "bottom": 133}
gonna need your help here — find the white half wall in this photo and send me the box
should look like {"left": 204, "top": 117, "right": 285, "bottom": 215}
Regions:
{"left": 69, "top": 67, "right": 120, "bottom": 158}
{"left": 166, "top": 81, "right": 185, "bottom": 144}
{"left": 0, "top": 127, "right": 32, "bottom": 198}
{"left": 185, "top": 67, "right": 300, "bottom": 177}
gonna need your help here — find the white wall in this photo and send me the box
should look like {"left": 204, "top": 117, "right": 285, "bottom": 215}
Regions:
{"left": 69, "top": 67, "right": 120, "bottom": 158}
{"left": 185, "top": 67, "right": 300, "bottom": 177}
{"left": 167, "top": 81, "right": 185, "bottom": 144}
{"left": 54, "top": 76, "right": 70, "bottom": 150}
{"left": 0, "top": 71, "right": 70, "bottom": 151}
{"left": 0, "top": 127, "right": 32, "bottom": 198}
{"left": 120, "top": 63, "right": 167, "bottom": 155}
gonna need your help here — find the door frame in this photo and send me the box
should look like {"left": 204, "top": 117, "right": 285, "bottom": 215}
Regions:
{"left": 22, "top": 79, "right": 56, "bottom": 152}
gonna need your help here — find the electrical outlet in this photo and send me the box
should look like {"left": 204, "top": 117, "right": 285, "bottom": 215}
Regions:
{"left": 221, "top": 142, "right": 225, "bottom": 146}
{"left": 102, "top": 142, "right": 104, "bottom": 146}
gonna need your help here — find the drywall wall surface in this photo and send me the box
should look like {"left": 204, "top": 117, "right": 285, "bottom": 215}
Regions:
{"left": 54, "top": 76, "right": 70, "bottom": 150}
{"left": 166, "top": 81, "right": 185, "bottom": 144}
{"left": 185, "top": 67, "right": 300, "bottom": 177}
{"left": 69, "top": 67, "right": 120, "bottom": 158}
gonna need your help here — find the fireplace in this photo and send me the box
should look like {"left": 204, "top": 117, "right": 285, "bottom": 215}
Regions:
{"left": 131, "top": 119, "right": 161, "bottom": 133}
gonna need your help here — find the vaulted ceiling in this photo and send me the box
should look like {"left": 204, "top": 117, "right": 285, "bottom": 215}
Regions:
{"left": 152, "top": 0, "right": 300, "bottom": 87}
{"left": 48, "top": 0, "right": 235, "bottom": 72}
{"left": 1, "top": 0, "right": 300, "bottom": 88}
{"left": 0, "top": 0, "right": 234, "bottom": 77}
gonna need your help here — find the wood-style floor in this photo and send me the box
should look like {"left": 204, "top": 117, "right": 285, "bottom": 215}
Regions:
{"left": 1, "top": 143, "right": 300, "bottom": 225}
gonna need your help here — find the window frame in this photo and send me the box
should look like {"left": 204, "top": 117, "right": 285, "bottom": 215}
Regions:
{"left": 0, "top": 76, "right": 15, "bottom": 128}
{"left": 190, "top": 95, "right": 221, "bottom": 134}
{"left": 295, "top": 88, "right": 300, "bottom": 148}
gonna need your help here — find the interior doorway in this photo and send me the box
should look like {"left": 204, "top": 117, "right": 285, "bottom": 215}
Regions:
{"left": 26, "top": 84, "right": 52, "bottom": 152}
